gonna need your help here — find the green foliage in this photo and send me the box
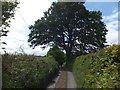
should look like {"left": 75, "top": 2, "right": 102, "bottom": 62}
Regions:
{"left": 73, "top": 45, "right": 120, "bottom": 88}
{"left": 28, "top": 2, "right": 107, "bottom": 61}
{"left": 1, "top": 1, "right": 19, "bottom": 37}
{"left": 47, "top": 46, "right": 66, "bottom": 65}
{"left": 105, "top": 44, "right": 120, "bottom": 63}
{"left": 0, "top": 1, "right": 19, "bottom": 49}
{"left": 2, "top": 53, "right": 59, "bottom": 88}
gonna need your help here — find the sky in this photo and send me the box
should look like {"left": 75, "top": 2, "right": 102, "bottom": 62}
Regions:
{"left": 0, "top": 0, "right": 119, "bottom": 56}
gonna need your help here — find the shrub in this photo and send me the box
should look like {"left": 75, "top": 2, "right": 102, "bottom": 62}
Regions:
{"left": 73, "top": 45, "right": 120, "bottom": 88}
{"left": 47, "top": 46, "right": 66, "bottom": 66}
{"left": 2, "top": 54, "right": 59, "bottom": 88}
{"left": 105, "top": 44, "right": 120, "bottom": 63}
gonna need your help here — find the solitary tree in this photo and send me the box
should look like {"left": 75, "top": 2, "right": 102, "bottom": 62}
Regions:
{"left": 28, "top": 2, "right": 108, "bottom": 61}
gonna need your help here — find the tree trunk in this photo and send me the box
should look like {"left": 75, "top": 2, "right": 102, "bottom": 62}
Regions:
{"left": 65, "top": 48, "right": 72, "bottom": 69}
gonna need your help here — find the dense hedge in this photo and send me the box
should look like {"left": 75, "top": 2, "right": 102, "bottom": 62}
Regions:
{"left": 73, "top": 45, "right": 120, "bottom": 88}
{"left": 2, "top": 53, "right": 59, "bottom": 88}
{"left": 47, "top": 46, "right": 66, "bottom": 66}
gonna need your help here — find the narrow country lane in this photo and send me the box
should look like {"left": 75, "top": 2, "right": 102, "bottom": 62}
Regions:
{"left": 67, "top": 71, "right": 77, "bottom": 88}
{"left": 47, "top": 69, "right": 77, "bottom": 89}
{"left": 55, "top": 70, "right": 67, "bottom": 88}
{"left": 47, "top": 71, "right": 62, "bottom": 89}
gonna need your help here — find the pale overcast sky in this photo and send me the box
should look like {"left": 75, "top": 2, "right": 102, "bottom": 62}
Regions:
{"left": 0, "top": 0, "right": 119, "bottom": 56}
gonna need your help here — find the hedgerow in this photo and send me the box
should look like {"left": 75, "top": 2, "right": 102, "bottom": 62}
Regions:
{"left": 73, "top": 45, "right": 120, "bottom": 88}
{"left": 2, "top": 53, "right": 59, "bottom": 88}
{"left": 47, "top": 46, "right": 66, "bottom": 66}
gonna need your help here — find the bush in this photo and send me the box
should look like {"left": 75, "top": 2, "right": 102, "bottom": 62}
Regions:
{"left": 2, "top": 53, "right": 59, "bottom": 88}
{"left": 47, "top": 46, "right": 66, "bottom": 66}
{"left": 104, "top": 44, "right": 120, "bottom": 63}
{"left": 73, "top": 45, "right": 120, "bottom": 88}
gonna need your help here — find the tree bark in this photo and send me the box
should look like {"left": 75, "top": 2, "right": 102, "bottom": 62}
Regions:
{"left": 65, "top": 48, "right": 72, "bottom": 69}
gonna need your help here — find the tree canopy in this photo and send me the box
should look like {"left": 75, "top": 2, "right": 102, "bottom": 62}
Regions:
{"left": 28, "top": 2, "right": 108, "bottom": 61}
{"left": 0, "top": 1, "right": 19, "bottom": 38}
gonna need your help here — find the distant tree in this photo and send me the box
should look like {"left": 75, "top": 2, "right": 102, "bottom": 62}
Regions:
{"left": 0, "top": 1, "right": 19, "bottom": 39}
{"left": 47, "top": 46, "right": 65, "bottom": 65}
{"left": 28, "top": 2, "right": 108, "bottom": 61}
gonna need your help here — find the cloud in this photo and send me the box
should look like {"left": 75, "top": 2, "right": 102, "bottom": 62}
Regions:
{"left": 103, "top": 8, "right": 118, "bottom": 22}
{"left": 103, "top": 8, "right": 119, "bottom": 45}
